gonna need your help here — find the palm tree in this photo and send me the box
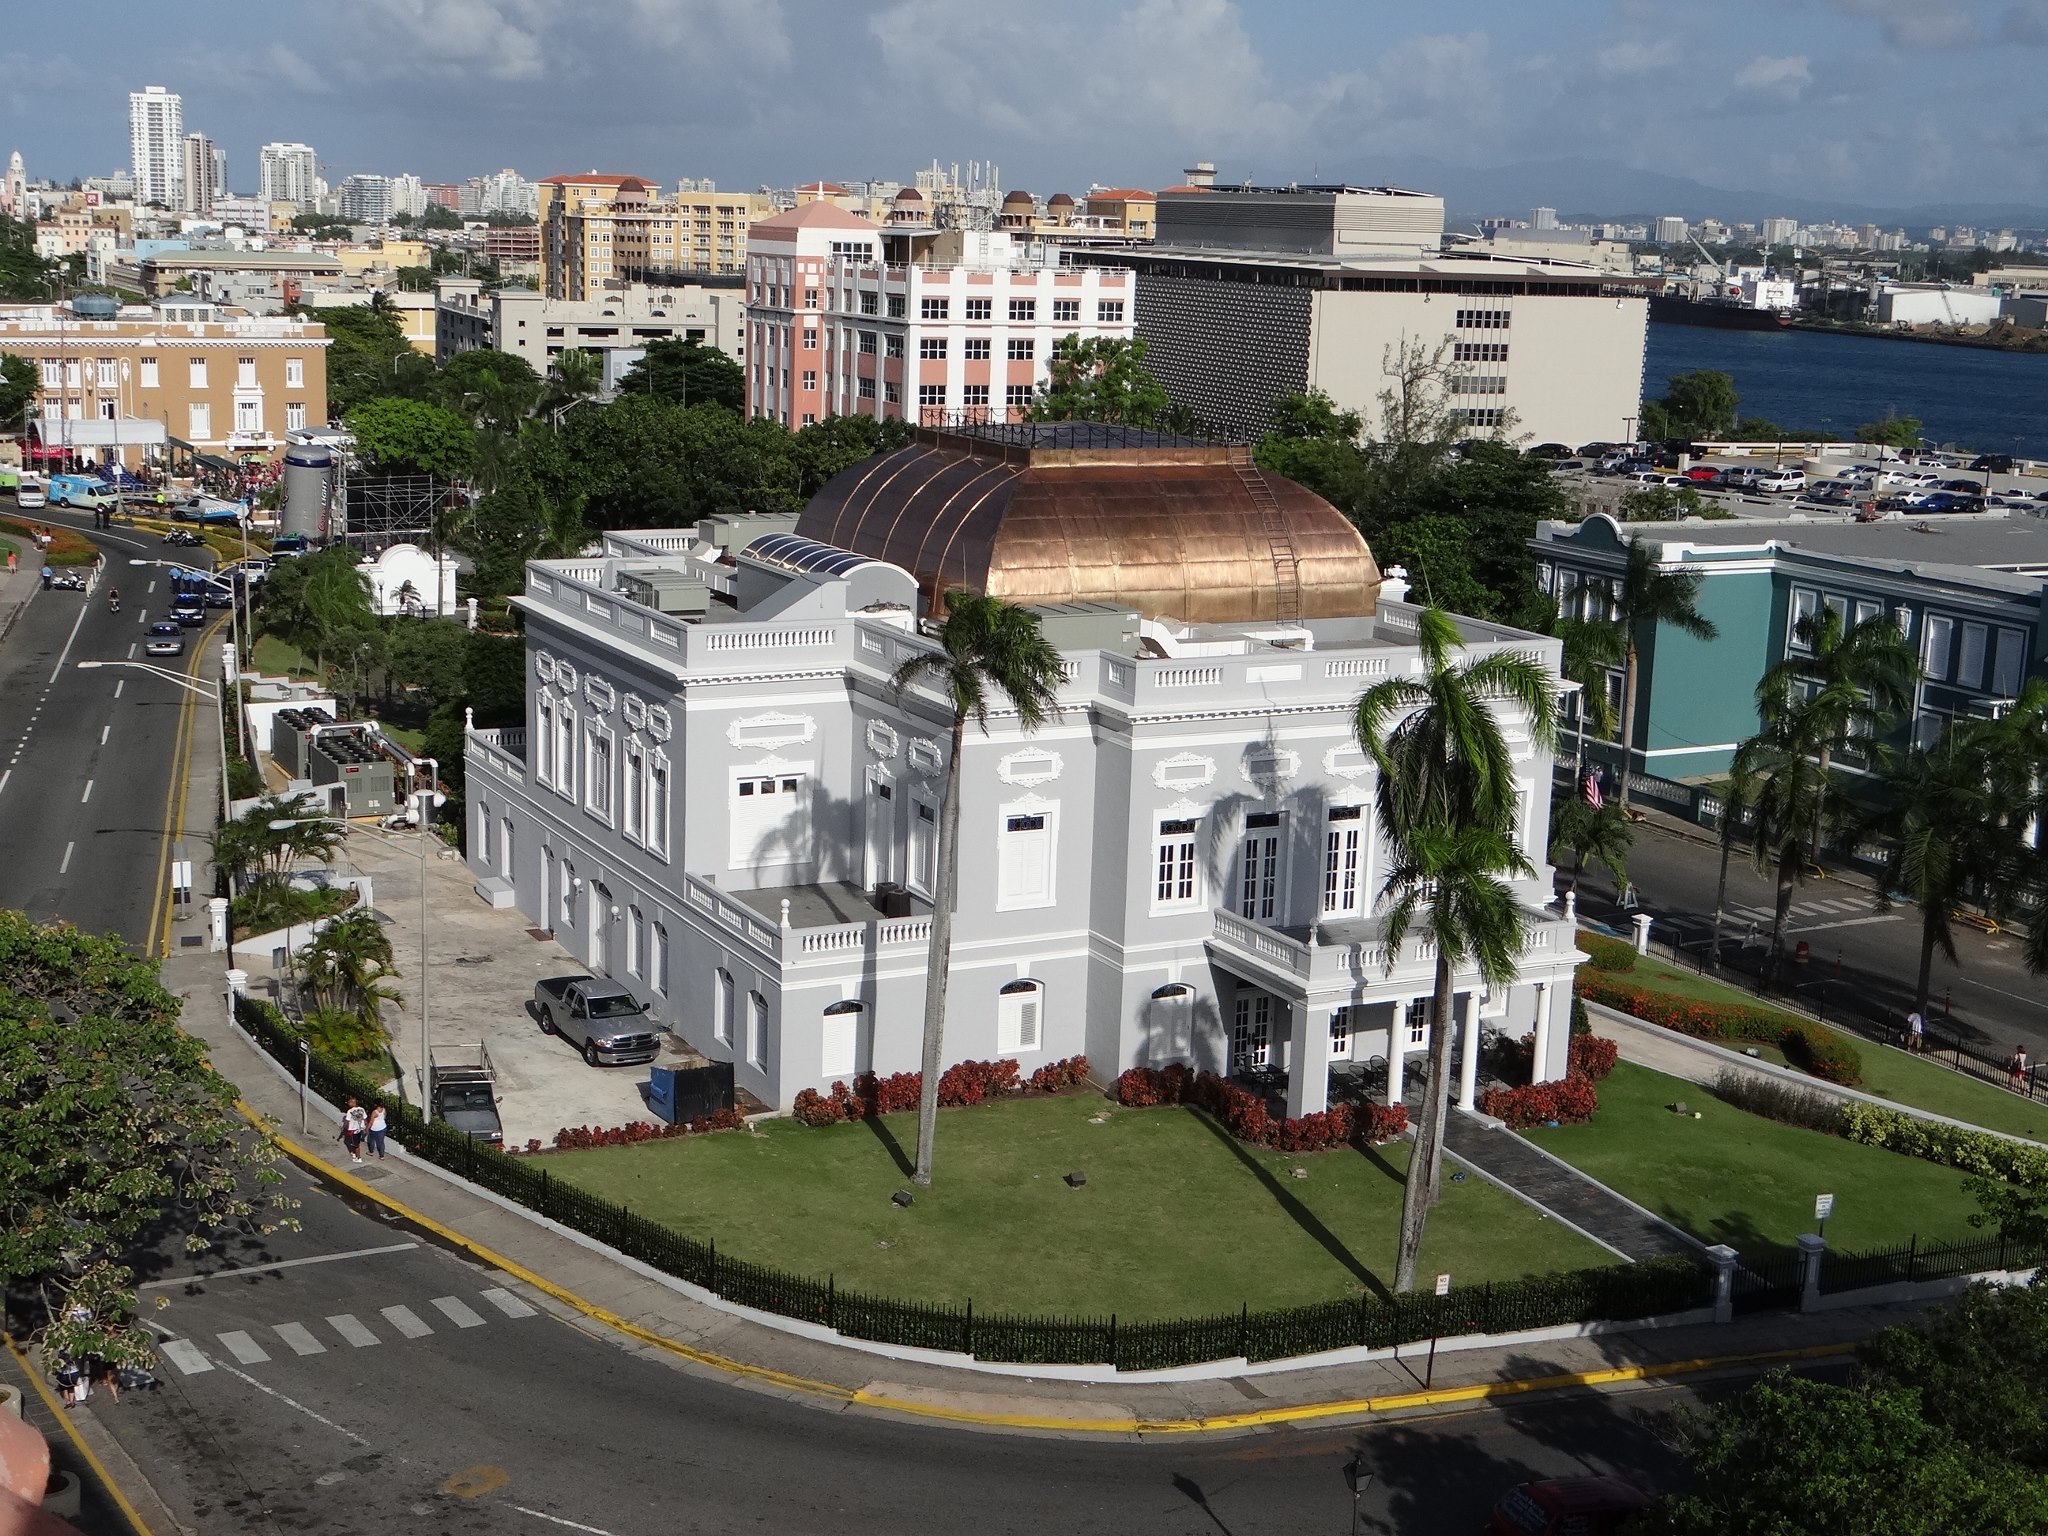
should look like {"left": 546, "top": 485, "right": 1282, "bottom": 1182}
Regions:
{"left": 1707, "top": 765, "right": 1758, "bottom": 969}
{"left": 1548, "top": 797, "right": 1632, "bottom": 898}
{"left": 1355, "top": 606, "right": 1559, "bottom": 1289}
{"left": 1379, "top": 825, "right": 1534, "bottom": 1291}
{"left": 1611, "top": 538, "right": 1717, "bottom": 809}
{"left": 1755, "top": 606, "right": 1918, "bottom": 861}
{"left": 891, "top": 593, "right": 1064, "bottom": 1187}
{"left": 1860, "top": 726, "right": 2019, "bottom": 1021}
{"left": 1730, "top": 710, "right": 1833, "bottom": 968}
{"left": 299, "top": 909, "right": 402, "bottom": 1026}
{"left": 1530, "top": 597, "right": 1625, "bottom": 773}
{"left": 548, "top": 348, "right": 603, "bottom": 412}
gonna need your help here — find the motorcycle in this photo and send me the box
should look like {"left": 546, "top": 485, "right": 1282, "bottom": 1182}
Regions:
{"left": 50, "top": 572, "right": 86, "bottom": 592}
{"left": 109, "top": 595, "right": 121, "bottom": 614}
{"left": 163, "top": 528, "right": 202, "bottom": 547}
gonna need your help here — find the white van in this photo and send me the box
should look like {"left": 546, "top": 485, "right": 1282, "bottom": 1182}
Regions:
{"left": 15, "top": 476, "right": 46, "bottom": 509}
{"left": 1756, "top": 469, "right": 1806, "bottom": 492}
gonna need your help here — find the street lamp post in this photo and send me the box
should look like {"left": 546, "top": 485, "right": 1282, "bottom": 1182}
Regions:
{"left": 129, "top": 558, "right": 254, "bottom": 765}
{"left": 415, "top": 759, "right": 439, "bottom": 1121}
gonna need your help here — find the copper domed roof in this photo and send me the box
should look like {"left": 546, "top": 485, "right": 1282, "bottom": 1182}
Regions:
{"left": 795, "top": 426, "right": 1381, "bottom": 625}
{"left": 1001, "top": 189, "right": 1034, "bottom": 207}
{"left": 1047, "top": 191, "right": 1075, "bottom": 207}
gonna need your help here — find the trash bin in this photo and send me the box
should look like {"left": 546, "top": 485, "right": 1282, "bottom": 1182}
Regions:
{"left": 647, "top": 1067, "right": 678, "bottom": 1125}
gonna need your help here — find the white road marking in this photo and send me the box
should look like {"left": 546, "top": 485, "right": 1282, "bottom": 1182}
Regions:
{"left": 147, "top": 580, "right": 155, "bottom": 593}
{"left": 80, "top": 780, "right": 92, "bottom": 803}
{"left": 218, "top": 1330, "right": 270, "bottom": 1365}
{"left": 58, "top": 842, "right": 73, "bottom": 874}
{"left": 429, "top": 1296, "right": 486, "bottom": 1329}
{"left": 326, "top": 1313, "right": 380, "bottom": 1348}
{"left": 100, "top": 725, "right": 108, "bottom": 745}
{"left": 1785, "top": 914, "right": 1902, "bottom": 936}
{"left": 46, "top": 599, "right": 89, "bottom": 685}
{"left": 513, "top": 1508, "right": 617, "bottom": 1536}
{"left": 140, "top": 1240, "right": 419, "bottom": 1288}
{"left": 213, "top": 1355, "right": 365, "bottom": 1444}
{"left": 479, "top": 1287, "right": 537, "bottom": 1319}
{"left": 380, "top": 1305, "right": 434, "bottom": 1339}
{"left": 159, "top": 1339, "right": 213, "bottom": 1375}
{"left": 126, "top": 643, "right": 135, "bottom": 659}
{"left": 273, "top": 1321, "right": 326, "bottom": 1356}
{"left": 0, "top": 770, "right": 8, "bottom": 797}
{"left": 112, "top": 680, "right": 123, "bottom": 698}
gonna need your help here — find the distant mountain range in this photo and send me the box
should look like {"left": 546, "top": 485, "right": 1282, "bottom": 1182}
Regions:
{"left": 1295, "top": 154, "right": 2048, "bottom": 231}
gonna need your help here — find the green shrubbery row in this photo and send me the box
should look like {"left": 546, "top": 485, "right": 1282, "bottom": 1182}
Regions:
{"left": 1839, "top": 1102, "right": 2048, "bottom": 1185}
{"left": 1577, "top": 970, "right": 1865, "bottom": 1085}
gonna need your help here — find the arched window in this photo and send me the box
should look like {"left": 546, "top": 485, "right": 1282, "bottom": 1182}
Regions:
{"left": 997, "top": 979, "right": 1043, "bottom": 1054}
{"left": 822, "top": 999, "right": 863, "bottom": 1078}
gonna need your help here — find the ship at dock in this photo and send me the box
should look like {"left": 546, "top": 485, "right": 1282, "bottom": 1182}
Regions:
{"left": 1648, "top": 294, "right": 1795, "bottom": 331}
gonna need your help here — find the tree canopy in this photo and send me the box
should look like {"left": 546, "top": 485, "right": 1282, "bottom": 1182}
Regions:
{"left": 1028, "top": 335, "right": 1174, "bottom": 427}
{"left": 618, "top": 337, "right": 746, "bottom": 413}
{"left": 0, "top": 352, "right": 36, "bottom": 426}
{"left": 316, "top": 302, "right": 436, "bottom": 417}
{"left": 0, "top": 912, "right": 293, "bottom": 1371}
{"left": 345, "top": 396, "right": 480, "bottom": 481}
{"left": 1640, "top": 369, "right": 1740, "bottom": 441}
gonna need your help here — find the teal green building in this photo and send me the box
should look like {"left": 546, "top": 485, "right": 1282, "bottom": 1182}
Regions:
{"left": 1532, "top": 513, "right": 2048, "bottom": 781}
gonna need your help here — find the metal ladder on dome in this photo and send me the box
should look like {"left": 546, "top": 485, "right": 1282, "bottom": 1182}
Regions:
{"left": 1236, "top": 465, "right": 1303, "bottom": 624}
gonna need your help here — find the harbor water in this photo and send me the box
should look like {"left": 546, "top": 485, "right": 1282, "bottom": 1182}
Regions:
{"left": 1643, "top": 322, "right": 2048, "bottom": 458}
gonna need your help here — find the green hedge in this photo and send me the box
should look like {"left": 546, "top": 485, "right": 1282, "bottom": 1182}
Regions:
{"left": 1579, "top": 933, "right": 1638, "bottom": 973}
{"left": 1577, "top": 971, "right": 1864, "bottom": 1086}
{"left": 1840, "top": 1103, "right": 2048, "bottom": 1185}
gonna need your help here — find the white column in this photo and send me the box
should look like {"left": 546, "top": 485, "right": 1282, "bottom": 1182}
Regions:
{"left": 1457, "top": 990, "right": 1482, "bottom": 1111}
{"left": 1286, "top": 1002, "right": 1330, "bottom": 1119}
{"left": 1531, "top": 979, "right": 1556, "bottom": 1084}
{"left": 1385, "top": 1007, "right": 1407, "bottom": 1107}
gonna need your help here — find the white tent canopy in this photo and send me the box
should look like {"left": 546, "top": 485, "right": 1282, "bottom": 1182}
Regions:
{"left": 34, "top": 419, "right": 169, "bottom": 448}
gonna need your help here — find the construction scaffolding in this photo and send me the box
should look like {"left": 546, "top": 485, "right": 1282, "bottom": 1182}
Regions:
{"left": 333, "top": 465, "right": 462, "bottom": 553}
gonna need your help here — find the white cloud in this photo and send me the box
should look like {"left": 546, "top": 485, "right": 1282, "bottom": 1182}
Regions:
{"left": 1817, "top": 0, "right": 1983, "bottom": 49}
{"left": 1593, "top": 39, "right": 1678, "bottom": 78}
{"left": 1732, "top": 54, "right": 1813, "bottom": 100}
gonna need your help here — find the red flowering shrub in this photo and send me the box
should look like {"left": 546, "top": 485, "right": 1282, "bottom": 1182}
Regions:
{"left": 1273, "top": 1104, "right": 1356, "bottom": 1152}
{"left": 855, "top": 1070, "right": 924, "bottom": 1115}
{"left": 1480, "top": 1072, "right": 1601, "bottom": 1130}
{"left": 553, "top": 1118, "right": 694, "bottom": 1149}
{"left": 938, "top": 1057, "right": 1022, "bottom": 1106}
{"left": 1027, "top": 1055, "right": 1092, "bottom": 1093}
{"left": 1115, "top": 1064, "right": 1194, "bottom": 1107}
{"left": 791, "top": 1088, "right": 847, "bottom": 1128}
{"left": 1576, "top": 972, "right": 1862, "bottom": 1085}
{"left": 688, "top": 1107, "right": 747, "bottom": 1134}
{"left": 1569, "top": 1035, "right": 1619, "bottom": 1080}
{"left": 1357, "top": 1101, "right": 1410, "bottom": 1143}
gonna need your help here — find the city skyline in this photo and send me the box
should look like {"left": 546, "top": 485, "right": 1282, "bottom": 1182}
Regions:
{"left": 1, "top": 0, "right": 2045, "bottom": 212}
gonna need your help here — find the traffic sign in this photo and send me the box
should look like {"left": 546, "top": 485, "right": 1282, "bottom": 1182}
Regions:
{"left": 1815, "top": 1193, "right": 1835, "bottom": 1223}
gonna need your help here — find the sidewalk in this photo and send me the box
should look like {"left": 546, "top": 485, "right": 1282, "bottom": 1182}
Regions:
{"left": 153, "top": 941, "right": 1941, "bottom": 1435}
{"left": 1445, "top": 1114, "right": 1698, "bottom": 1262}
{"left": 0, "top": 546, "right": 42, "bottom": 643}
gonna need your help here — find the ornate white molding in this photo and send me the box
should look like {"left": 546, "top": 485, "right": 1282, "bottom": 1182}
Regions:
{"left": 1239, "top": 748, "right": 1302, "bottom": 788}
{"left": 553, "top": 658, "right": 580, "bottom": 692}
{"left": 727, "top": 710, "right": 817, "bottom": 752}
{"left": 645, "top": 705, "right": 673, "bottom": 742}
{"left": 1161, "top": 797, "right": 1205, "bottom": 820}
{"left": 1152, "top": 752, "right": 1216, "bottom": 792}
{"left": 621, "top": 692, "right": 648, "bottom": 730}
{"left": 1324, "top": 744, "right": 1373, "bottom": 781}
{"left": 908, "top": 737, "right": 944, "bottom": 776}
{"left": 866, "top": 720, "right": 900, "bottom": 759}
{"left": 534, "top": 650, "right": 556, "bottom": 684}
{"left": 1008, "top": 790, "right": 1055, "bottom": 811}
{"left": 584, "top": 676, "right": 617, "bottom": 714}
{"left": 997, "top": 748, "right": 1063, "bottom": 787}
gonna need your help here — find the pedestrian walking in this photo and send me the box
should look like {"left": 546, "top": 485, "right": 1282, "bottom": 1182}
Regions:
{"left": 339, "top": 1098, "right": 368, "bottom": 1164}
{"left": 5, "top": 550, "right": 15, "bottom": 574}
{"left": 1907, "top": 1010, "right": 1925, "bottom": 1053}
{"left": 368, "top": 1103, "right": 388, "bottom": 1159}
{"left": 41, "top": 563, "right": 52, "bottom": 589}
{"left": 2010, "top": 1046, "right": 2031, "bottom": 1090}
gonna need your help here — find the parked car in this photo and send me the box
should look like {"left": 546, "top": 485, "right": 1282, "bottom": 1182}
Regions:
{"left": 167, "top": 494, "right": 245, "bottom": 525}
{"left": 431, "top": 1044, "right": 504, "bottom": 1145}
{"left": 1756, "top": 469, "right": 1807, "bottom": 492}
{"left": 1940, "top": 478, "right": 1985, "bottom": 493}
{"left": 14, "top": 475, "right": 46, "bottom": 509}
{"left": 1970, "top": 454, "right": 2016, "bottom": 474}
{"left": 1920, "top": 492, "right": 1967, "bottom": 513}
{"left": 1487, "top": 1477, "right": 1650, "bottom": 1536}
{"left": 533, "top": 975, "right": 662, "bottom": 1067}
{"left": 271, "top": 533, "right": 310, "bottom": 558}
{"left": 144, "top": 622, "right": 184, "bottom": 658}
{"left": 1524, "top": 442, "right": 1573, "bottom": 460}
{"left": 1683, "top": 465, "right": 1720, "bottom": 482}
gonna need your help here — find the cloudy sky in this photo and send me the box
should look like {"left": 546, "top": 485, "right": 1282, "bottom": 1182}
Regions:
{"left": 7, "top": 0, "right": 2047, "bottom": 213}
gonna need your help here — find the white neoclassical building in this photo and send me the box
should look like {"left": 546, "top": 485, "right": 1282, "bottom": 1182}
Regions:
{"left": 463, "top": 424, "right": 1585, "bottom": 1114}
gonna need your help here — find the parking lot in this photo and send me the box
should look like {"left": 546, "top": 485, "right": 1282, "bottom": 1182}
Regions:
{"left": 251, "top": 822, "right": 676, "bottom": 1148}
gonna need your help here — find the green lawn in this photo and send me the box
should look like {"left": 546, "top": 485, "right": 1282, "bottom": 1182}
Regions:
{"left": 251, "top": 633, "right": 320, "bottom": 680}
{"left": 1526, "top": 1061, "right": 1986, "bottom": 1253}
{"left": 546, "top": 1096, "right": 1612, "bottom": 1318}
{"left": 1600, "top": 949, "right": 2048, "bottom": 1142}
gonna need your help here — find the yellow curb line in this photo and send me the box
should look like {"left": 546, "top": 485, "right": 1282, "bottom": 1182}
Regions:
{"left": 245, "top": 1106, "right": 855, "bottom": 1406}
{"left": 5, "top": 1335, "right": 157, "bottom": 1536}
{"left": 249, "top": 1107, "right": 1855, "bottom": 1436}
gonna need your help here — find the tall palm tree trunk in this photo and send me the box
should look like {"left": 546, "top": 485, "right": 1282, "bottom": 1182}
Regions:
{"left": 1915, "top": 911, "right": 1938, "bottom": 1022}
{"left": 1769, "top": 845, "right": 1798, "bottom": 983}
{"left": 1394, "top": 952, "right": 1457, "bottom": 1292}
{"left": 1709, "top": 812, "right": 1736, "bottom": 970}
{"left": 1809, "top": 745, "right": 1832, "bottom": 866}
{"left": 911, "top": 715, "right": 968, "bottom": 1187}
{"left": 1616, "top": 643, "right": 1640, "bottom": 810}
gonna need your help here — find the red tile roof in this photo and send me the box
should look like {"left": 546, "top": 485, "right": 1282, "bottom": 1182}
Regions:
{"left": 751, "top": 201, "right": 882, "bottom": 233}
{"left": 1086, "top": 188, "right": 1154, "bottom": 201}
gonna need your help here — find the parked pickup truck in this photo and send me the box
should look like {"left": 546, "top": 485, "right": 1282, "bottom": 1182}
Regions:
{"left": 534, "top": 975, "right": 662, "bottom": 1067}
{"left": 431, "top": 1043, "right": 504, "bottom": 1144}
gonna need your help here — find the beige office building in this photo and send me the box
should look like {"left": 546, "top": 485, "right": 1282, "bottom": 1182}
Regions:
{"left": 1075, "top": 184, "right": 1650, "bottom": 449}
{"left": 0, "top": 297, "right": 329, "bottom": 459}
{"left": 541, "top": 174, "right": 772, "bottom": 302}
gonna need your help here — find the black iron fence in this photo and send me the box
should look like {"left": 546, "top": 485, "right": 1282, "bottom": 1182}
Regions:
{"left": 1820, "top": 1232, "right": 2047, "bottom": 1295}
{"left": 234, "top": 997, "right": 2028, "bottom": 1369}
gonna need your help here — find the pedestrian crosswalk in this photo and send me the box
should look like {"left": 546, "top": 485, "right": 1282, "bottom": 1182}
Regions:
{"left": 159, "top": 1287, "right": 537, "bottom": 1375}
{"left": 1724, "top": 896, "right": 1899, "bottom": 930}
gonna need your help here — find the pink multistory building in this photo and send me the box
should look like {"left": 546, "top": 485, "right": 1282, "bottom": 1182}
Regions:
{"left": 744, "top": 196, "right": 1135, "bottom": 427}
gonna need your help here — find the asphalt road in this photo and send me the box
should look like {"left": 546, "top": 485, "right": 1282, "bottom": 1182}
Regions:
{"left": 1571, "top": 814, "right": 2048, "bottom": 1066}
{"left": 83, "top": 1158, "right": 1721, "bottom": 1536}
{"left": 0, "top": 515, "right": 225, "bottom": 948}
